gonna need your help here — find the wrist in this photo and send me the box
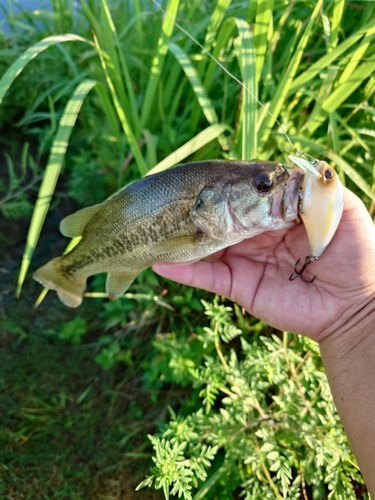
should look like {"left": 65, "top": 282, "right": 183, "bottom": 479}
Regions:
{"left": 320, "top": 295, "right": 375, "bottom": 352}
{"left": 318, "top": 294, "right": 375, "bottom": 494}
{"left": 319, "top": 291, "right": 375, "bottom": 349}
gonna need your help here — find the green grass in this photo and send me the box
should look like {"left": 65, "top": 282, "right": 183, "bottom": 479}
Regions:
{"left": 0, "top": 324, "right": 163, "bottom": 499}
{"left": 1, "top": 0, "right": 373, "bottom": 295}
{"left": 0, "top": 0, "right": 375, "bottom": 497}
{"left": 0, "top": 269, "right": 215, "bottom": 499}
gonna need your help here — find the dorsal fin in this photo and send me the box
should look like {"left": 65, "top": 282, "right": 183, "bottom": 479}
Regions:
{"left": 60, "top": 204, "right": 102, "bottom": 238}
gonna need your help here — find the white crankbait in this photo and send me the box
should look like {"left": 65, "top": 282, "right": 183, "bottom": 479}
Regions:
{"left": 288, "top": 155, "right": 344, "bottom": 282}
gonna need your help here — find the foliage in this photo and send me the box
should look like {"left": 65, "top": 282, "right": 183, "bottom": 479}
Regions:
{"left": 137, "top": 300, "right": 367, "bottom": 499}
{"left": 57, "top": 316, "right": 87, "bottom": 344}
{"left": 0, "top": 0, "right": 374, "bottom": 294}
{"left": 137, "top": 434, "right": 218, "bottom": 500}
{"left": 0, "top": 143, "right": 40, "bottom": 221}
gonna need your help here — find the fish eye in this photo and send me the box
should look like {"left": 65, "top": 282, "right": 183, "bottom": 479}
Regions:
{"left": 324, "top": 168, "right": 334, "bottom": 180}
{"left": 255, "top": 173, "right": 274, "bottom": 193}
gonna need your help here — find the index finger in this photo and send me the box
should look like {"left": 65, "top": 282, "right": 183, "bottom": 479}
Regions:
{"left": 152, "top": 260, "right": 234, "bottom": 298}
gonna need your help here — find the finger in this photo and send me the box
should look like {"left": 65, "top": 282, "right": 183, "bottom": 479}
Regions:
{"left": 152, "top": 260, "right": 234, "bottom": 298}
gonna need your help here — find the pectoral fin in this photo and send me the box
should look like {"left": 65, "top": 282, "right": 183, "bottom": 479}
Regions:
{"left": 106, "top": 271, "right": 139, "bottom": 300}
{"left": 150, "top": 234, "right": 204, "bottom": 255}
{"left": 60, "top": 204, "right": 103, "bottom": 238}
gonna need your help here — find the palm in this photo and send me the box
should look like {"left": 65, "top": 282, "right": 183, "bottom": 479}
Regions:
{"left": 153, "top": 189, "right": 375, "bottom": 342}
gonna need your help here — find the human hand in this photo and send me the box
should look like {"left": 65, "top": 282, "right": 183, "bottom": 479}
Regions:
{"left": 153, "top": 188, "right": 375, "bottom": 343}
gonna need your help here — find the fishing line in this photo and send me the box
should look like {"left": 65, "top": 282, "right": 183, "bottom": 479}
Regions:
{"left": 151, "top": 0, "right": 315, "bottom": 161}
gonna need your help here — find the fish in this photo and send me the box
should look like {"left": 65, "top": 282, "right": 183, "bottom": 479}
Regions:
{"left": 33, "top": 160, "right": 304, "bottom": 307}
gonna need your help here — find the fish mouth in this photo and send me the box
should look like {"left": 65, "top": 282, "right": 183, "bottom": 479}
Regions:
{"left": 271, "top": 168, "right": 304, "bottom": 222}
{"left": 284, "top": 168, "right": 305, "bottom": 221}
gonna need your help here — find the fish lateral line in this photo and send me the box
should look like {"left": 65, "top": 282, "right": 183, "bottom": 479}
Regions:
{"left": 150, "top": 0, "right": 318, "bottom": 163}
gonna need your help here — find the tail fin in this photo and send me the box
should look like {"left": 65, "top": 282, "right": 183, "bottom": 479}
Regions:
{"left": 33, "top": 257, "right": 86, "bottom": 308}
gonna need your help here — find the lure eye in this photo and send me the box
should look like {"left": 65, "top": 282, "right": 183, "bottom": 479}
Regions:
{"left": 255, "top": 173, "right": 274, "bottom": 193}
{"left": 324, "top": 168, "right": 334, "bottom": 181}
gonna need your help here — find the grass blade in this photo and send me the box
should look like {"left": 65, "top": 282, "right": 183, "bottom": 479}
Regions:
{"left": 304, "top": 68, "right": 336, "bottom": 135}
{"left": 338, "top": 24, "right": 375, "bottom": 84}
{"left": 333, "top": 111, "right": 371, "bottom": 154}
{"left": 193, "top": 465, "right": 227, "bottom": 500}
{"left": 187, "top": 0, "right": 233, "bottom": 131}
{"left": 16, "top": 79, "right": 97, "bottom": 297}
{"left": 94, "top": 82, "right": 122, "bottom": 148}
{"left": 322, "top": 52, "right": 375, "bottom": 113}
{"left": 168, "top": 42, "right": 229, "bottom": 151}
{"left": 253, "top": 0, "right": 274, "bottom": 83}
{"left": 329, "top": 0, "right": 345, "bottom": 50}
{"left": 132, "top": 0, "right": 144, "bottom": 47}
{"left": 168, "top": 43, "right": 219, "bottom": 126}
{"left": 93, "top": 34, "right": 148, "bottom": 176}
{"left": 203, "top": 19, "right": 234, "bottom": 92}
{"left": 232, "top": 18, "right": 257, "bottom": 160}
{"left": 168, "top": 42, "right": 218, "bottom": 125}
{"left": 289, "top": 18, "right": 375, "bottom": 94}
{"left": 140, "top": 0, "right": 180, "bottom": 128}
{"left": 194, "top": 16, "right": 257, "bottom": 159}
{"left": 328, "top": 113, "right": 345, "bottom": 185}
{"left": 99, "top": 0, "right": 140, "bottom": 136}
{"left": 202, "top": 0, "right": 233, "bottom": 51}
{"left": 0, "top": 34, "right": 88, "bottom": 105}
{"left": 147, "top": 124, "right": 230, "bottom": 175}
{"left": 79, "top": 0, "right": 102, "bottom": 39}
{"left": 258, "top": 0, "right": 324, "bottom": 147}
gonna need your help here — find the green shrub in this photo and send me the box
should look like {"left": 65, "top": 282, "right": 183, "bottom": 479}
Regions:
{"left": 137, "top": 299, "right": 366, "bottom": 499}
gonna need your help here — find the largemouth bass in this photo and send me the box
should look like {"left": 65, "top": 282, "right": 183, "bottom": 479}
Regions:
{"left": 33, "top": 160, "right": 304, "bottom": 307}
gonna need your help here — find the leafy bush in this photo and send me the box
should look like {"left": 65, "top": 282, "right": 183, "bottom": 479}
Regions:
{"left": 137, "top": 299, "right": 366, "bottom": 499}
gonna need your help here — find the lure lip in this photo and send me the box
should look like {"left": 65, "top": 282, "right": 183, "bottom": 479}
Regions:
{"left": 288, "top": 155, "right": 322, "bottom": 178}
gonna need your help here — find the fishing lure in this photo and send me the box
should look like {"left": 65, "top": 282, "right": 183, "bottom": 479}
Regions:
{"left": 288, "top": 156, "right": 344, "bottom": 282}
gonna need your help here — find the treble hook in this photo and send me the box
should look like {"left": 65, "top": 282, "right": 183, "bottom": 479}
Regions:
{"left": 289, "top": 256, "right": 318, "bottom": 283}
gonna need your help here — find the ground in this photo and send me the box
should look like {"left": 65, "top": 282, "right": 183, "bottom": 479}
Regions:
{"left": 0, "top": 212, "right": 164, "bottom": 499}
